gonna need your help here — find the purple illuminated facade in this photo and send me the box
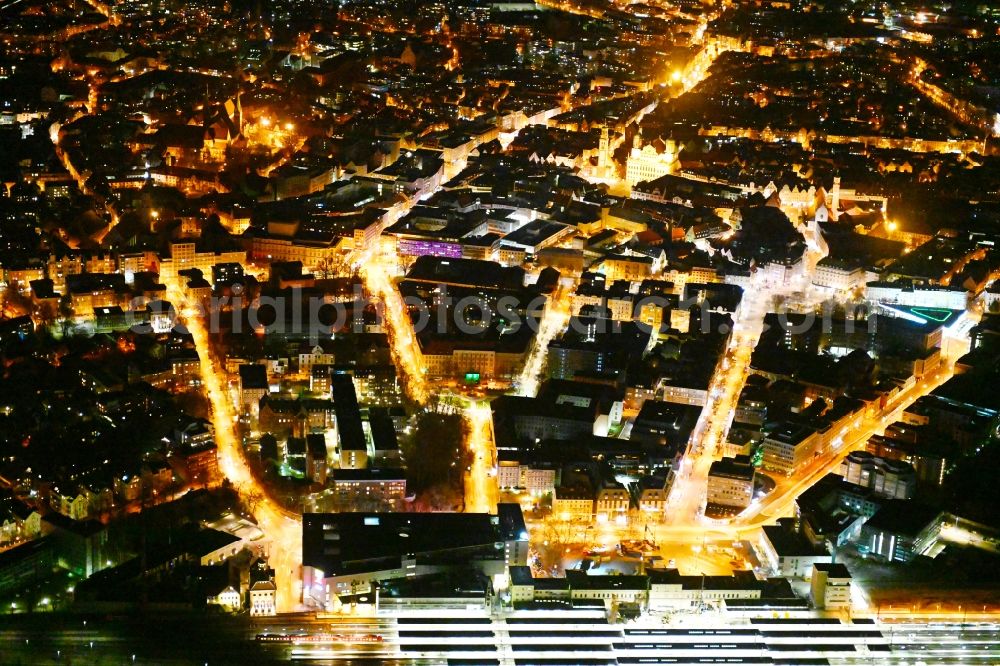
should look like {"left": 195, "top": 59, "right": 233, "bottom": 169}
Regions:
{"left": 397, "top": 238, "right": 463, "bottom": 258}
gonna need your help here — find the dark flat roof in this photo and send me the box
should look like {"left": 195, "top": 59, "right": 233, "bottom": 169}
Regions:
{"left": 302, "top": 512, "right": 502, "bottom": 576}
{"left": 813, "top": 562, "right": 851, "bottom": 578}
{"left": 330, "top": 374, "right": 365, "bottom": 452}
{"left": 762, "top": 525, "right": 828, "bottom": 557}
{"left": 330, "top": 468, "right": 405, "bottom": 482}
{"left": 498, "top": 503, "right": 528, "bottom": 542}
{"left": 239, "top": 364, "right": 268, "bottom": 389}
{"left": 368, "top": 407, "right": 398, "bottom": 453}
{"left": 565, "top": 570, "right": 648, "bottom": 591}
{"left": 864, "top": 500, "right": 940, "bottom": 537}
{"left": 709, "top": 458, "right": 755, "bottom": 482}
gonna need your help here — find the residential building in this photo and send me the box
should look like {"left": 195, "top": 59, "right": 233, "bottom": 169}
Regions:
{"left": 330, "top": 468, "right": 406, "bottom": 505}
{"left": 238, "top": 365, "right": 269, "bottom": 419}
{"left": 594, "top": 484, "right": 630, "bottom": 521}
{"left": 552, "top": 486, "right": 593, "bottom": 519}
{"left": 636, "top": 474, "right": 670, "bottom": 517}
{"left": 207, "top": 584, "right": 241, "bottom": 610}
{"left": 159, "top": 242, "right": 245, "bottom": 281}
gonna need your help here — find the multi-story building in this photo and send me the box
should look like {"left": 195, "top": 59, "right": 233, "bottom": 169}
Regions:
{"left": 761, "top": 424, "right": 820, "bottom": 476}
{"left": 497, "top": 459, "right": 557, "bottom": 497}
{"left": 636, "top": 474, "right": 671, "bottom": 517}
{"left": 865, "top": 432, "right": 947, "bottom": 487}
{"left": 630, "top": 400, "right": 701, "bottom": 452}
{"left": 331, "top": 375, "right": 367, "bottom": 469}
{"left": 865, "top": 281, "right": 968, "bottom": 310}
{"left": 249, "top": 580, "right": 277, "bottom": 616}
{"left": 706, "top": 456, "right": 756, "bottom": 513}
{"left": 301, "top": 506, "right": 527, "bottom": 608}
{"left": 0, "top": 497, "right": 41, "bottom": 545}
{"left": 625, "top": 139, "right": 680, "bottom": 187}
{"left": 497, "top": 460, "right": 521, "bottom": 490}
{"left": 330, "top": 468, "right": 406, "bottom": 505}
{"left": 158, "top": 242, "right": 245, "bottom": 281}
{"left": 238, "top": 365, "right": 269, "bottom": 419}
{"left": 552, "top": 486, "right": 593, "bottom": 520}
{"left": 648, "top": 569, "right": 768, "bottom": 610}
{"left": 859, "top": 501, "right": 942, "bottom": 563}
{"left": 46, "top": 250, "right": 117, "bottom": 291}
{"left": 420, "top": 338, "right": 531, "bottom": 383}
{"left": 734, "top": 386, "right": 767, "bottom": 427}
{"left": 498, "top": 503, "right": 530, "bottom": 568}
{"left": 812, "top": 257, "right": 868, "bottom": 292}
{"left": 758, "top": 521, "right": 832, "bottom": 578}
{"left": 509, "top": 567, "right": 779, "bottom": 611}
{"left": 297, "top": 344, "right": 336, "bottom": 377}
{"left": 492, "top": 381, "right": 624, "bottom": 442}
{"left": 810, "top": 562, "right": 852, "bottom": 610}
{"left": 594, "top": 484, "right": 630, "bottom": 521}
{"left": 597, "top": 253, "right": 662, "bottom": 282}
{"left": 842, "top": 450, "right": 916, "bottom": 499}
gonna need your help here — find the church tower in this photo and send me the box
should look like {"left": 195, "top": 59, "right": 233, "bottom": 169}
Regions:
{"left": 235, "top": 87, "right": 244, "bottom": 134}
{"left": 598, "top": 125, "right": 610, "bottom": 172}
{"left": 830, "top": 176, "right": 841, "bottom": 220}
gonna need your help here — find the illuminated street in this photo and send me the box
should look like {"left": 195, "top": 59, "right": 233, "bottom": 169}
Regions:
{"left": 463, "top": 400, "right": 498, "bottom": 514}
{"left": 663, "top": 266, "right": 793, "bottom": 531}
{"left": 165, "top": 279, "right": 303, "bottom": 613}
{"left": 733, "top": 362, "right": 958, "bottom": 528}
{"left": 513, "top": 281, "right": 576, "bottom": 398}
{"left": 2, "top": 0, "right": 999, "bottom": 658}
{"left": 357, "top": 255, "right": 430, "bottom": 405}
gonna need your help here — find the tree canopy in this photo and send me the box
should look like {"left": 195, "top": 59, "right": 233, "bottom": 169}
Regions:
{"left": 400, "top": 412, "right": 471, "bottom": 496}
